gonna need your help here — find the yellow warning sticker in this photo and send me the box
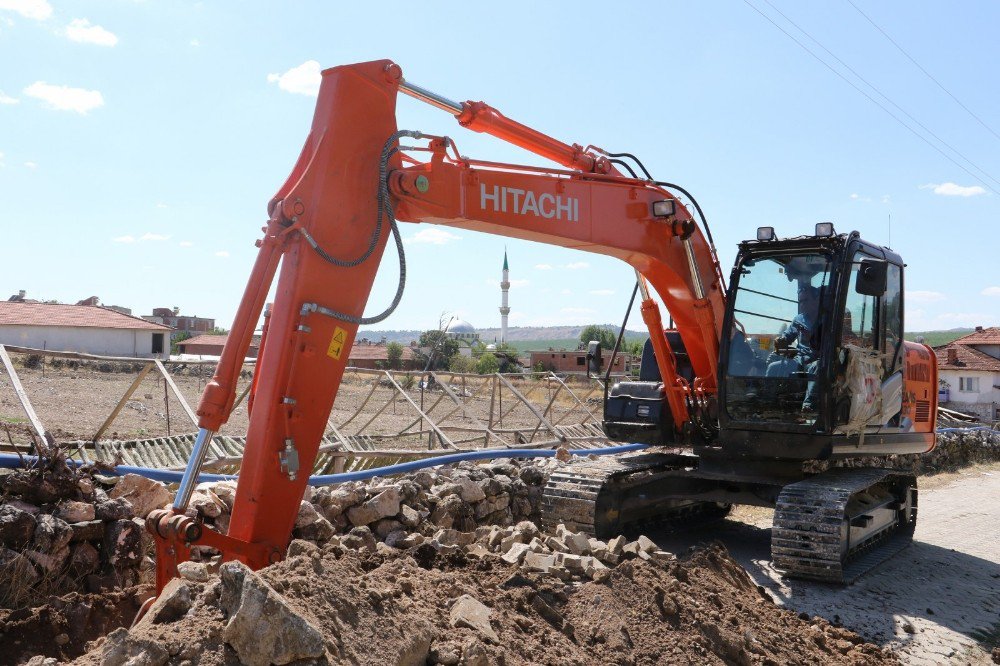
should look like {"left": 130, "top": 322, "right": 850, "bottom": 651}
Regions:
{"left": 327, "top": 326, "right": 347, "bottom": 360}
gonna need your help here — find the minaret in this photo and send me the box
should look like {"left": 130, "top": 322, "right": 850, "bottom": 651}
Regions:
{"left": 499, "top": 250, "right": 510, "bottom": 346}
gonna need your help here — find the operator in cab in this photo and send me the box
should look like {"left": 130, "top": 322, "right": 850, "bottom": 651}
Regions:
{"left": 766, "top": 283, "right": 822, "bottom": 410}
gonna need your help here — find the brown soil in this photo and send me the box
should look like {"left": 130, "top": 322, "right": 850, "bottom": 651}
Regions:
{"left": 70, "top": 543, "right": 895, "bottom": 666}
{"left": 0, "top": 588, "right": 144, "bottom": 665}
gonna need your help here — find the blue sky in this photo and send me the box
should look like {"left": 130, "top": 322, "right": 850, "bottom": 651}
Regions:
{"left": 1, "top": 0, "right": 997, "bottom": 335}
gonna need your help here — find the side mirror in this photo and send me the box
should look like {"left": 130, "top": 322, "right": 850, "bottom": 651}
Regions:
{"left": 587, "top": 341, "right": 603, "bottom": 376}
{"left": 856, "top": 259, "right": 888, "bottom": 297}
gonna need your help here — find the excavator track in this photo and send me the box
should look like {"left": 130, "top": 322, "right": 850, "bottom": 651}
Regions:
{"left": 541, "top": 452, "right": 729, "bottom": 538}
{"left": 771, "top": 467, "right": 917, "bottom": 584}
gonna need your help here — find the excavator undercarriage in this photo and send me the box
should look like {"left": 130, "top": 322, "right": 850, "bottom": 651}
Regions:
{"left": 541, "top": 450, "right": 918, "bottom": 584}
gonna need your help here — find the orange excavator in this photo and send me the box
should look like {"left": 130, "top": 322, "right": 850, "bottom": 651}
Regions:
{"left": 148, "top": 59, "right": 937, "bottom": 589}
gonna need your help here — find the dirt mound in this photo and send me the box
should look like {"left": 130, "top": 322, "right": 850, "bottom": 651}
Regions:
{"left": 71, "top": 542, "right": 895, "bottom": 666}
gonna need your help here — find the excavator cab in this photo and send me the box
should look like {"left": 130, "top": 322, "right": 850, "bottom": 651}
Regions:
{"left": 605, "top": 225, "right": 930, "bottom": 462}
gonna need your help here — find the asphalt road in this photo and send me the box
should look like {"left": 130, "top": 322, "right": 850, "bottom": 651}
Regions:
{"left": 649, "top": 464, "right": 1000, "bottom": 665}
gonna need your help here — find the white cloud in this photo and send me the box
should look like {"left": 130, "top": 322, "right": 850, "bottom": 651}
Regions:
{"left": 920, "top": 182, "right": 987, "bottom": 197}
{"left": 881, "top": 195, "right": 891, "bottom": 204}
{"left": 0, "top": 151, "right": 5, "bottom": 167}
{"left": 113, "top": 235, "right": 136, "bottom": 243}
{"left": 589, "top": 289, "right": 615, "bottom": 296}
{"left": 404, "top": 228, "right": 461, "bottom": 245}
{"left": 190, "top": 39, "right": 200, "bottom": 47}
{"left": 140, "top": 232, "right": 170, "bottom": 241}
{"left": 156, "top": 202, "right": 169, "bottom": 209}
{"left": 534, "top": 263, "right": 553, "bottom": 270}
{"left": 65, "top": 18, "right": 118, "bottom": 46}
{"left": 215, "top": 250, "right": 230, "bottom": 258}
{"left": 179, "top": 241, "right": 194, "bottom": 248}
{"left": 0, "top": 90, "right": 18, "bottom": 104}
{"left": 907, "top": 290, "right": 946, "bottom": 303}
{"left": 23, "top": 161, "right": 36, "bottom": 168}
{"left": 24, "top": 81, "right": 104, "bottom": 113}
{"left": 0, "top": 0, "right": 52, "bottom": 20}
{"left": 267, "top": 60, "right": 321, "bottom": 97}
{"left": 563, "top": 261, "right": 590, "bottom": 270}
{"left": 849, "top": 193, "right": 859, "bottom": 200}
{"left": 849, "top": 193, "right": 872, "bottom": 202}
{"left": 982, "top": 287, "right": 1000, "bottom": 297}
{"left": 559, "top": 307, "right": 596, "bottom": 315}
{"left": 560, "top": 288, "right": 573, "bottom": 295}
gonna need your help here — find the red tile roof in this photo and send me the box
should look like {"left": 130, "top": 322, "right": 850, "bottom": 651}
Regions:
{"left": 0, "top": 301, "right": 171, "bottom": 331}
{"left": 954, "top": 327, "right": 1000, "bottom": 345}
{"left": 935, "top": 343, "right": 1000, "bottom": 372}
{"left": 348, "top": 345, "right": 416, "bottom": 360}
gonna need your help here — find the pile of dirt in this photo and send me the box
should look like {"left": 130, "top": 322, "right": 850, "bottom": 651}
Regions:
{"left": 71, "top": 541, "right": 895, "bottom": 666}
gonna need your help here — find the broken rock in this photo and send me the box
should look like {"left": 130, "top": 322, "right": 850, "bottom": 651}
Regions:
{"left": 108, "top": 474, "right": 171, "bottom": 518}
{"left": 220, "top": 560, "right": 326, "bottom": 666}
{"left": 449, "top": 594, "right": 499, "bottom": 642}
{"left": 56, "top": 500, "right": 96, "bottom": 523}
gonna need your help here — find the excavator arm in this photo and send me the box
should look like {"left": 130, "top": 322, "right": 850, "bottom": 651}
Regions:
{"left": 148, "top": 59, "right": 727, "bottom": 591}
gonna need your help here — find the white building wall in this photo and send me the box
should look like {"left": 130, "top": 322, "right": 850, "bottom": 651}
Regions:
{"left": 939, "top": 368, "right": 1000, "bottom": 421}
{"left": 0, "top": 325, "right": 168, "bottom": 359}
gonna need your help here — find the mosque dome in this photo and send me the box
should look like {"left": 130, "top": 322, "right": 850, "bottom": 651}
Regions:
{"left": 445, "top": 318, "right": 480, "bottom": 343}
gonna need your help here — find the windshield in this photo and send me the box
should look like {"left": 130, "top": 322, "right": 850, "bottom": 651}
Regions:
{"left": 725, "top": 252, "right": 833, "bottom": 425}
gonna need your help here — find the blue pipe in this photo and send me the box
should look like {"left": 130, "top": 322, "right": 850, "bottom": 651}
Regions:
{"left": 0, "top": 442, "right": 650, "bottom": 487}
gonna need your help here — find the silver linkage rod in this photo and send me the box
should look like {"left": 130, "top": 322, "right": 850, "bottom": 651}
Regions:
{"left": 399, "top": 79, "right": 463, "bottom": 115}
{"left": 173, "top": 427, "right": 216, "bottom": 511}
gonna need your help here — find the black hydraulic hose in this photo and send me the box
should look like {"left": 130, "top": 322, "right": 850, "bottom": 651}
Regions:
{"left": 605, "top": 151, "right": 654, "bottom": 180}
{"left": 604, "top": 280, "right": 640, "bottom": 405}
{"left": 608, "top": 158, "right": 639, "bottom": 179}
{"left": 654, "top": 180, "right": 717, "bottom": 250}
{"left": 302, "top": 130, "right": 424, "bottom": 325}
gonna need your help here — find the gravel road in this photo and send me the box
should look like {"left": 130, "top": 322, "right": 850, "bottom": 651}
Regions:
{"left": 650, "top": 464, "right": 1000, "bottom": 665}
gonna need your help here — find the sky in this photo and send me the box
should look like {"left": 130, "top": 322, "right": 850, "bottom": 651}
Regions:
{"left": 1, "top": 0, "right": 998, "bottom": 336}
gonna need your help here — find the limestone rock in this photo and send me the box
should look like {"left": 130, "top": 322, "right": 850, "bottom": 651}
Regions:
{"left": 68, "top": 542, "right": 101, "bottom": 576}
{"left": 69, "top": 519, "right": 105, "bottom": 543}
{"left": 57, "top": 500, "right": 96, "bottom": 524}
{"left": 103, "top": 519, "right": 143, "bottom": 569}
{"left": 100, "top": 627, "right": 168, "bottom": 666}
{"left": 144, "top": 578, "right": 192, "bottom": 624}
{"left": 109, "top": 474, "right": 171, "bottom": 518}
{"left": 95, "top": 498, "right": 133, "bottom": 521}
{"left": 33, "top": 514, "right": 73, "bottom": 553}
{"left": 295, "top": 500, "right": 319, "bottom": 529}
{"left": 347, "top": 487, "right": 401, "bottom": 526}
{"left": 449, "top": 594, "right": 499, "bottom": 642}
{"left": 501, "top": 542, "right": 531, "bottom": 565}
{"left": 456, "top": 477, "right": 486, "bottom": 503}
{"left": 220, "top": 561, "right": 326, "bottom": 666}
{"left": 0, "top": 504, "right": 36, "bottom": 548}
{"left": 177, "top": 560, "right": 210, "bottom": 582}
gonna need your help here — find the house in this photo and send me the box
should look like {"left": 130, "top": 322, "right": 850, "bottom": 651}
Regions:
{"left": 177, "top": 334, "right": 259, "bottom": 358}
{"left": 143, "top": 307, "right": 215, "bottom": 340}
{"left": 347, "top": 339, "right": 421, "bottom": 370}
{"left": 935, "top": 326, "right": 1000, "bottom": 422}
{"left": 0, "top": 301, "right": 173, "bottom": 359}
{"left": 528, "top": 349, "right": 633, "bottom": 375}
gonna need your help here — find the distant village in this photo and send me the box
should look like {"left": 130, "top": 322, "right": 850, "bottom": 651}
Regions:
{"left": 0, "top": 289, "right": 634, "bottom": 377}
{"left": 1, "top": 286, "right": 997, "bottom": 422}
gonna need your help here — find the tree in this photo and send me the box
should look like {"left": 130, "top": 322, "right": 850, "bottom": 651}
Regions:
{"left": 385, "top": 341, "right": 404, "bottom": 370}
{"left": 475, "top": 352, "right": 500, "bottom": 375}
{"left": 414, "top": 329, "right": 460, "bottom": 370}
{"left": 448, "top": 354, "right": 476, "bottom": 373}
{"left": 171, "top": 331, "right": 193, "bottom": 354}
{"left": 579, "top": 325, "right": 617, "bottom": 350}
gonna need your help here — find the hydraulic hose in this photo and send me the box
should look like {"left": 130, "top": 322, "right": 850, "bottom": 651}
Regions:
{"left": 0, "top": 442, "right": 650, "bottom": 488}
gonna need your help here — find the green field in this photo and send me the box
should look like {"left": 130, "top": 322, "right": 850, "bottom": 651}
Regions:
{"left": 904, "top": 329, "right": 973, "bottom": 348}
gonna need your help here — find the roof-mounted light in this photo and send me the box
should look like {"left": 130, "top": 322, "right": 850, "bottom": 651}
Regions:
{"left": 757, "top": 226, "right": 776, "bottom": 241}
{"left": 815, "top": 222, "right": 835, "bottom": 237}
{"left": 652, "top": 200, "right": 676, "bottom": 218}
